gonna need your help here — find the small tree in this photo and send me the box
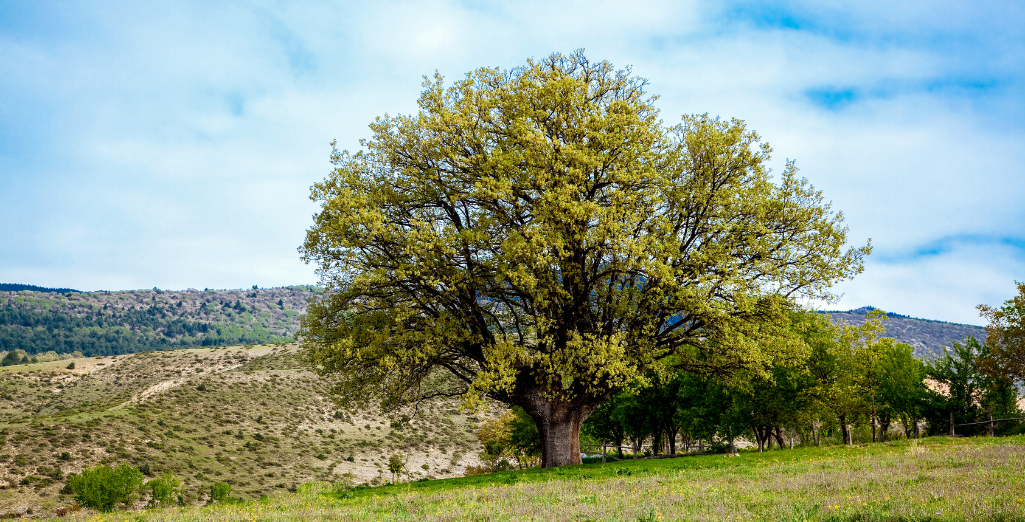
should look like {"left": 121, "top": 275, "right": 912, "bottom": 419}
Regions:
{"left": 387, "top": 454, "right": 405, "bottom": 482}
{"left": 209, "top": 482, "right": 231, "bottom": 504}
{"left": 926, "top": 337, "right": 987, "bottom": 434}
{"left": 147, "top": 471, "right": 182, "bottom": 508}
{"left": 67, "top": 464, "right": 144, "bottom": 512}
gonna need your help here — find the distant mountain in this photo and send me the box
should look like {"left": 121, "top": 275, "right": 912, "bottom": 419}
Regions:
{"left": 0, "top": 286, "right": 319, "bottom": 356}
{"left": 820, "top": 306, "right": 986, "bottom": 359}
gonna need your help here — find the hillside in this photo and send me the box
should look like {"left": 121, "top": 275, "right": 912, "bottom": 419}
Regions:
{"left": 1, "top": 285, "right": 989, "bottom": 362}
{"left": 0, "top": 345, "right": 486, "bottom": 515}
{"left": 0, "top": 286, "right": 318, "bottom": 356}
{"left": 823, "top": 306, "right": 987, "bottom": 359}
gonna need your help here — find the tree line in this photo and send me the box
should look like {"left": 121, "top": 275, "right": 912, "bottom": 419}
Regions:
{"left": 472, "top": 303, "right": 1023, "bottom": 465}
{"left": 580, "top": 300, "right": 1024, "bottom": 455}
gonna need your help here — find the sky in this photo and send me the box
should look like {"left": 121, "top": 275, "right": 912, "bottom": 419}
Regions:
{"left": 1, "top": 1, "right": 1022, "bottom": 325}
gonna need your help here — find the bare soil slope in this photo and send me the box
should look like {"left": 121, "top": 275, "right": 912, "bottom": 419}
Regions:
{"left": 0, "top": 345, "right": 484, "bottom": 516}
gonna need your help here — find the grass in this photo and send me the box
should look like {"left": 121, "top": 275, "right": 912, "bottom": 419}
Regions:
{"left": 36, "top": 435, "right": 1025, "bottom": 521}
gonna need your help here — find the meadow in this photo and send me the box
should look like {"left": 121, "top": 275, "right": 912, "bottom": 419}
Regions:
{"left": 43, "top": 435, "right": 1025, "bottom": 521}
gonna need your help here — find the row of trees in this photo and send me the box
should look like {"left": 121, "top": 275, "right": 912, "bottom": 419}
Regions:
{"left": 578, "top": 293, "right": 1025, "bottom": 455}
{"left": 472, "top": 301, "right": 1023, "bottom": 463}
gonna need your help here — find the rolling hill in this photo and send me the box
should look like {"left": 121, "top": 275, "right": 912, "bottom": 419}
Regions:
{"left": 822, "top": 306, "right": 987, "bottom": 359}
{"left": 0, "top": 286, "right": 319, "bottom": 356}
{"left": 0, "top": 284, "right": 989, "bottom": 361}
{"left": 0, "top": 345, "right": 485, "bottom": 515}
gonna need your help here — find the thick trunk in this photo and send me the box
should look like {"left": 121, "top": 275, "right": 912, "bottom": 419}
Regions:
{"left": 773, "top": 427, "right": 785, "bottom": 449}
{"left": 534, "top": 407, "right": 588, "bottom": 467}
{"left": 515, "top": 387, "right": 601, "bottom": 468}
{"left": 668, "top": 428, "right": 678, "bottom": 456}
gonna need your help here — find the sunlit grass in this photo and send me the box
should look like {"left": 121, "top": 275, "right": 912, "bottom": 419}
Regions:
{"left": 55, "top": 435, "right": 1025, "bottom": 521}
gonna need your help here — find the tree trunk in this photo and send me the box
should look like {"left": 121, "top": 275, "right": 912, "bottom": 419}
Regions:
{"left": 773, "top": 427, "right": 785, "bottom": 449}
{"left": 839, "top": 413, "right": 851, "bottom": 445}
{"left": 518, "top": 394, "right": 598, "bottom": 468}
{"left": 668, "top": 428, "right": 678, "bottom": 456}
{"left": 879, "top": 418, "right": 891, "bottom": 442}
{"left": 871, "top": 414, "right": 877, "bottom": 443}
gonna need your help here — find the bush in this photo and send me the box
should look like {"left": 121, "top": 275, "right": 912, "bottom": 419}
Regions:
{"left": 66, "top": 464, "right": 144, "bottom": 512}
{"left": 147, "top": 471, "right": 182, "bottom": 508}
{"left": 66, "top": 362, "right": 76, "bottom": 370}
{"left": 209, "top": 482, "right": 231, "bottom": 504}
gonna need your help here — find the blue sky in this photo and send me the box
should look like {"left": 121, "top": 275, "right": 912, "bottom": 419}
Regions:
{"left": 1, "top": 0, "right": 1022, "bottom": 325}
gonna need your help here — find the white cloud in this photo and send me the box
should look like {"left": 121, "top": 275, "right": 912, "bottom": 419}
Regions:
{"left": 0, "top": 0, "right": 1021, "bottom": 320}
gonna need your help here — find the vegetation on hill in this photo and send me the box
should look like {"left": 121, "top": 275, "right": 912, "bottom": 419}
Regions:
{"left": 0, "top": 287, "right": 316, "bottom": 356}
{"left": 0, "top": 284, "right": 79, "bottom": 294}
{"left": 0, "top": 345, "right": 486, "bottom": 516}
{"left": 822, "top": 306, "right": 986, "bottom": 358}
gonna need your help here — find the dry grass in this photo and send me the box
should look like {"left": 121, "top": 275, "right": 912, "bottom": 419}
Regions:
{"left": 0, "top": 345, "right": 485, "bottom": 515}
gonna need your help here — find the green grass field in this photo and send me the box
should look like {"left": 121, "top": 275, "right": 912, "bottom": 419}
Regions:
{"left": 51, "top": 435, "right": 1025, "bottom": 521}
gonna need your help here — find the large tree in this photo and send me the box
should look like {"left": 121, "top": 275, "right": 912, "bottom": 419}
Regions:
{"left": 299, "top": 51, "right": 869, "bottom": 467}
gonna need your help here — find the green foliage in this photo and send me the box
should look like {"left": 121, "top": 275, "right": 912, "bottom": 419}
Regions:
{"left": 209, "top": 482, "right": 232, "bottom": 503}
{"left": 66, "top": 463, "right": 145, "bottom": 512}
{"left": 300, "top": 51, "right": 868, "bottom": 466}
{"left": 1, "top": 349, "right": 27, "bottom": 366}
{"left": 475, "top": 407, "right": 541, "bottom": 470}
{"left": 387, "top": 454, "right": 404, "bottom": 479}
{"left": 147, "top": 471, "right": 182, "bottom": 507}
{"left": 978, "top": 282, "right": 1025, "bottom": 382}
{"left": 0, "top": 288, "right": 306, "bottom": 356}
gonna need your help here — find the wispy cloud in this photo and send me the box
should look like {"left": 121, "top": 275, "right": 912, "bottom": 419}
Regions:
{"left": 0, "top": 0, "right": 1021, "bottom": 324}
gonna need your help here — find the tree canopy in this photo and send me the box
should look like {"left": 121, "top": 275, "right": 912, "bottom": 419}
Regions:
{"left": 978, "top": 282, "right": 1025, "bottom": 383}
{"left": 300, "top": 51, "right": 869, "bottom": 467}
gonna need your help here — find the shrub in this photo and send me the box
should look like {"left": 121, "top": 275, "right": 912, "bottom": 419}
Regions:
{"left": 147, "top": 471, "right": 182, "bottom": 508}
{"left": 209, "top": 482, "right": 231, "bottom": 503}
{"left": 66, "top": 464, "right": 144, "bottom": 512}
{"left": 66, "top": 362, "right": 76, "bottom": 370}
